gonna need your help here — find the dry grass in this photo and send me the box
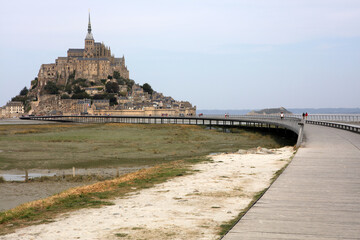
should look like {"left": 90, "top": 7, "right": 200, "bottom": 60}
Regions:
{"left": 4, "top": 165, "right": 163, "bottom": 216}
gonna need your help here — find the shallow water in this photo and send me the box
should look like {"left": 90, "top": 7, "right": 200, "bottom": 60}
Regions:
{"left": 1, "top": 173, "right": 56, "bottom": 181}
{"left": 0, "top": 166, "right": 147, "bottom": 211}
{"left": 0, "top": 119, "right": 56, "bottom": 125}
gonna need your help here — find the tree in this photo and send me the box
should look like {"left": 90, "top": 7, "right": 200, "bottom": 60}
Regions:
{"left": 44, "top": 81, "right": 59, "bottom": 94}
{"left": 20, "top": 87, "right": 29, "bottom": 96}
{"left": 100, "top": 79, "right": 107, "bottom": 85}
{"left": 61, "top": 94, "right": 70, "bottom": 99}
{"left": 31, "top": 78, "right": 38, "bottom": 89}
{"left": 113, "top": 71, "right": 121, "bottom": 79}
{"left": 105, "top": 82, "right": 119, "bottom": 93}
{"left": 119, "top": 91, "right": 127, "bottom": 97}
{"left": 72, "top": 78, "right": 88, "bottom": 87}
{"left": 68, "top": 70, "right": 76, "bottom": 80}
{"left": 126, "top": 79, "right": 135, "bottom": 92}
{"left": 108, "top": 94, "right": 118, "bottom": 106}
{"left": 116, "top": 78, "right": 125, "bottom": 85}
{"left": 93, "top": 93, "right": 108, "bottom": 100}
{"left": 65, "top": 84, "right": 72, "bottom": 94}
{"left": 12, "top": 95, "right": 27, "bottom": 104}
{"left": 73, "top": 85, "right": 84, "bottom": 94}
{"left": 142, "top": 83, "right": 153, "bottom": 95}
{"left": 71, "top": 92, "right": 90, "bottom": 99}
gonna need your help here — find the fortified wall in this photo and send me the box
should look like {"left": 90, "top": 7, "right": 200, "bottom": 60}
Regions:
{"left": 30, "top": 94, "right": 196, "bottom": 117}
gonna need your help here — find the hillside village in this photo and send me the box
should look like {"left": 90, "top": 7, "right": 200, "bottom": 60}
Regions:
{"left": 0, "top": 14, "right": 196, "bottom": 118}
{"left": 1, "top": 74, "right": 196, "bottom": 118}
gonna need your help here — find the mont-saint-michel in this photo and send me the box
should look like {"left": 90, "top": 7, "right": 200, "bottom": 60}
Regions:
{"left": 0, "top": 14, "right": 195, "bottom": 118}
{"left": 1, "top": 2, "right": 359, "bottom": 240}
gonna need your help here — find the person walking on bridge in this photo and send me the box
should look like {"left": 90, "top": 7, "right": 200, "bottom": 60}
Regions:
{"left": 280, "top": 112, "right": 284, "bottom": 120}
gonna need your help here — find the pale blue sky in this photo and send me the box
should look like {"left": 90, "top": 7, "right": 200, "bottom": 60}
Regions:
{"left": 0, "top": 0, "right": 359, "bottom": 109}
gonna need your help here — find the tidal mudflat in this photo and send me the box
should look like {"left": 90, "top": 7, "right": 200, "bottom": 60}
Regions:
{"left": 0, "top": 147, "right": 294, "bottom": 239}
{"left": 0, "top": 122, "right": 296, "bottom": 237}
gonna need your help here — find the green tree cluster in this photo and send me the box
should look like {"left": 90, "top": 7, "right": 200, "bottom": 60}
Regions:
{"left": 11, "top": 95, "right": 27, "bottom": 104}
{"left": 20, "top": 87, "right": 29, "bottom": 96}
{"left": 113, "top": 71, "right": 121, "bottom": 79}
{"left": 71, "top": 92, "right": 90, "bottom": 99}
{"left": 68, "top": 71, "right": 76, "bottom": 81}
{"left": 65, "top": 84, "right": 72, "bottom": 94}
{"left": 142, "top": 83, "right": 153, "bottom": 95}
{"left": 31, "top": 78, "right": 38, "bottom": 90}
{"left": 44, "top": 81, "right": 59, "bottom": 94}
{"left": 92, "top": 93, "right": 118, "bottom": 106}
{"left": 72, "top": 78, "right": 88, "bottom": 87}
{"left": 61, "top": 94, "right": 70, "bottom": 99}
{"left": 105, "top": 82, "right": 119, "bottom": 93}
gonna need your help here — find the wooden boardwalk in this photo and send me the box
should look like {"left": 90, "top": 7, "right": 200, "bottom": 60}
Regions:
{"left": 223, "top": 124, "right": 360, "bottom": 239}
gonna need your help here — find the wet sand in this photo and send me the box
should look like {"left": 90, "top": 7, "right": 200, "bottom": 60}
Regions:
{"left": 0, "top": 182, "right": 92, "bottom": 211}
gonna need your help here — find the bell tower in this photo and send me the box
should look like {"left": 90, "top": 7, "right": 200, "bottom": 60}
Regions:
{"left": 84, "top": 12, "right": 95, "bottom": 58}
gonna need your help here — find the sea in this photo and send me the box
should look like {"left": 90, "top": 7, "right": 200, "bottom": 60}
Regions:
{"left": 198, "top": 108, "right": 360, "bottom": 115}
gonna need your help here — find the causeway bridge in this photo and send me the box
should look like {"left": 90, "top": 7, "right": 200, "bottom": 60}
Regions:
{"left": 21, "top": 114, "right": 305, "bottom": 146}
{"left": 20, "top": 114, "right": 360, "bottom": 239}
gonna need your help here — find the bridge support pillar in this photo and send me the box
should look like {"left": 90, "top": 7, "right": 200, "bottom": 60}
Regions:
{"left": 296, "top": 121, "right": 305, "bottom": 148}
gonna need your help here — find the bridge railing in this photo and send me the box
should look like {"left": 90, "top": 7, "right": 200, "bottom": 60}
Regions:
{"left": 297, "top": 114, "right": 360, "bottom": 122}
{"left": 20, "top": 115, "right": 305, "bottom": 147}
{"left": 203, "top": 114, "right": 360, "bottom": 122}
{"left": 20, "top": 115, "right": 302, "bottom": 133}
{"left": 203, "top": 114, "right": 301, "bottom": 121}
{"left": 306, "top": 120, "right": 360, "bottom": 134}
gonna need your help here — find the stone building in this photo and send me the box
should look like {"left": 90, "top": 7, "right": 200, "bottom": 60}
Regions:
{"left": 92, "top": 99, "right": 110, "bottom": 110}
{"left": 6, "top": 101, "right": 24, "bottom": 114}
{"left": 0, "top": 101, "right": 24, "bottom": 118}
{"left": 37, "top": 13, "right": 129, "bottom": 89}
{"left": 85, "top": 86, "right": 104, "bottom": 96}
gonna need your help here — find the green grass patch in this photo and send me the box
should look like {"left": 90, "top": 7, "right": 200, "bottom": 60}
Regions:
{"left": 115, "top": 233, "right": 128, "bottom": 237}
{"left": 0, "top": 123, "right": 295, "bottom": 170}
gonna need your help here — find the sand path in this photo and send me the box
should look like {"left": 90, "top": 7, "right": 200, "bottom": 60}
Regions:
{"left": 1, "top": 147, "right": 294, "bottom": 240}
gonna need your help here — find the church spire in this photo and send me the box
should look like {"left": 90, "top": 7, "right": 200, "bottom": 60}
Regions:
{"left": 88, "top": 12, "right": 92, "bottom": 34}
{"left": 85, "top": 11, "right": 94, "bottom": 40}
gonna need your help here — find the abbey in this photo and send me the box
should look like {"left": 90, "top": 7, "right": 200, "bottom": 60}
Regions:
{"left": 2, "top": 14, "right": 196, "bottom": 117}
{"left": 37, "top": 14, "right": 129, "bottom": 88}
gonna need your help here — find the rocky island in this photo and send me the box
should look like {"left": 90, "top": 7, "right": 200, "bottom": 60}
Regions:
{"left": 0, "top": 14, "right": 195, "bottom": 118}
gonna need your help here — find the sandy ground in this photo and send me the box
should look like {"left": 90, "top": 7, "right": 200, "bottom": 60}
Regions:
{"left": 0, "top": 147, "right": 294, "bottom": 240}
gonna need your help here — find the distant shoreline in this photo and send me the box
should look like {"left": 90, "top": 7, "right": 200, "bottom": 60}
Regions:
{"left": 198, "top": 108, "right": 360, "bottom": 115}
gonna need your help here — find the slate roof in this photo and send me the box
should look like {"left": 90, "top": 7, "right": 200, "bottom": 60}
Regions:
{"left": 68, "top": 49, "right": 84, "bottom": 52}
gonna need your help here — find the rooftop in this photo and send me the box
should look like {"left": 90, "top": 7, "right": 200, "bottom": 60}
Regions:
{"left": 68, "top": 49, "right": 84, "bottom": 52}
